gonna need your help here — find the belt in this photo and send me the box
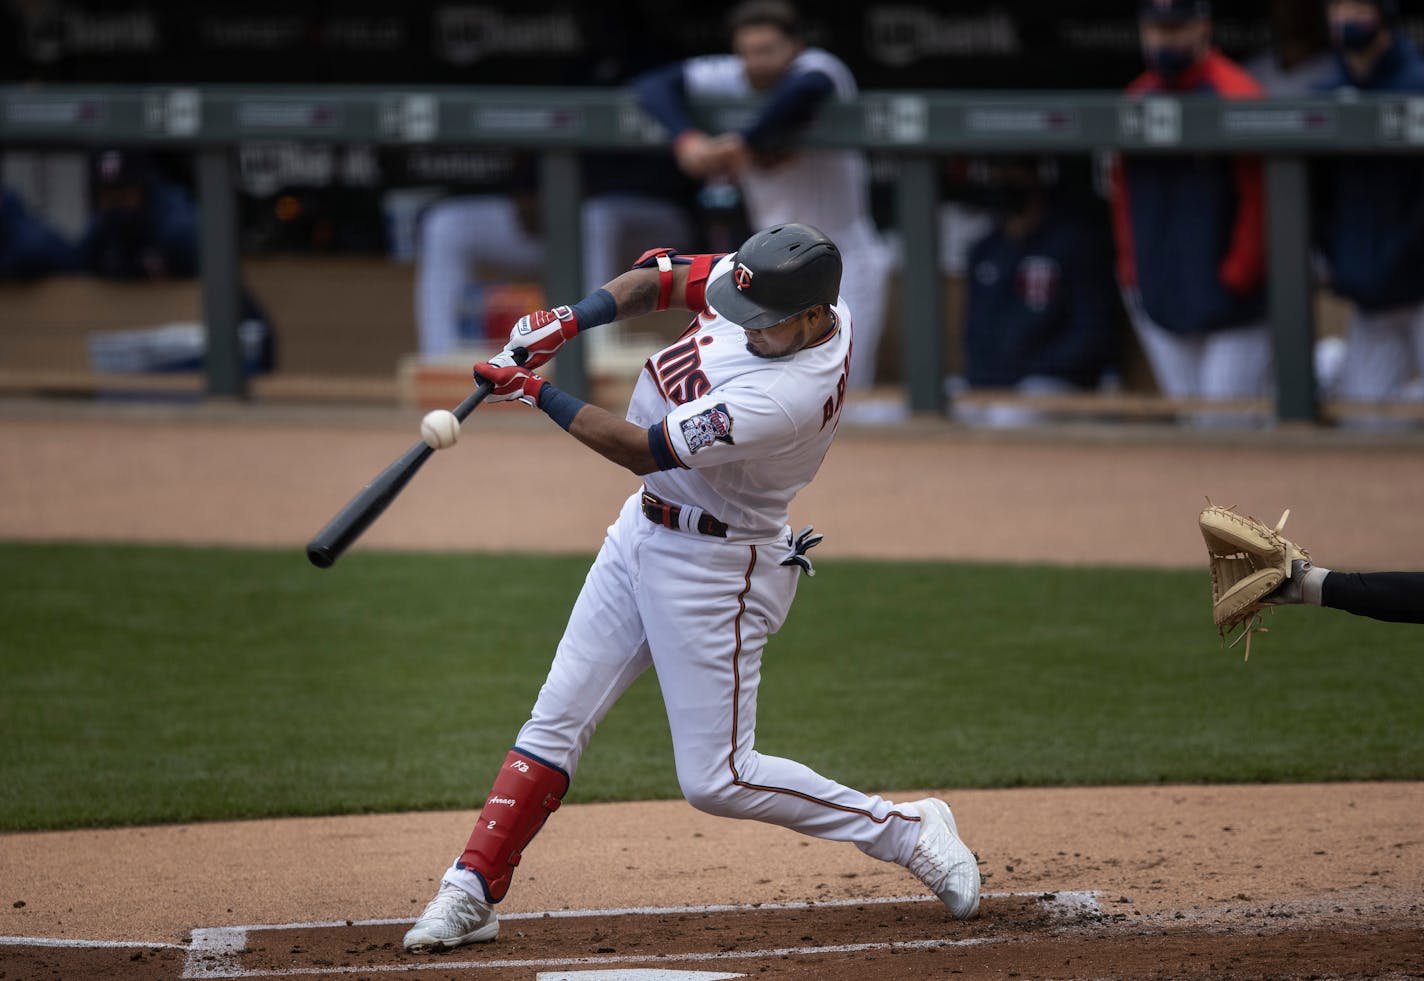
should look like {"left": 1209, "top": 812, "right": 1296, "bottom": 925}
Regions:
{"left": 640, "top": 491, "right": 728, "bottom": 538}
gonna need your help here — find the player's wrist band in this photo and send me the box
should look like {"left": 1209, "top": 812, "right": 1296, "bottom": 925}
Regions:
{"left": 535, "top": 382, "right": 586, "bottom": 431}
{"left": 569, "top": 288, "right": 617, "bottom": 331}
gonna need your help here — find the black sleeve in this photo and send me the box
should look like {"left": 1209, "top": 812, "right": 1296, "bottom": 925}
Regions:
{"left": 631, "top": 62, "right": 696, "bottom": 137}
{"left": 1321, "top": 571, "right": 1424, "bottom": 624}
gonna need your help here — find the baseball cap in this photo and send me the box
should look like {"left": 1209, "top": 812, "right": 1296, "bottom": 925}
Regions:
{"left": 705, "top": 223, "right": 842, "bottom": 331}
{"left": 1139, "top": 0, "right": 1211, "bottom": 22}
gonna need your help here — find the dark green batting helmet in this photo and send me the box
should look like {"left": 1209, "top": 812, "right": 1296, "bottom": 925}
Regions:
{"left": 705, "top": 223, "right": 842, "bottom": 330}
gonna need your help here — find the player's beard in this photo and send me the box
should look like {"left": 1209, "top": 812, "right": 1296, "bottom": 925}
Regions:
{"left": 746, "top": 341, "right": 795, "bottom": 360}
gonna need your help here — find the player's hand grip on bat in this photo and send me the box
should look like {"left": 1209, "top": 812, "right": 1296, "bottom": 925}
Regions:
{"left": 475, "top": 352, "right": 547, "bottom": 406}
{"left": 504, "top": 307, "right": 581, "bottom": 370}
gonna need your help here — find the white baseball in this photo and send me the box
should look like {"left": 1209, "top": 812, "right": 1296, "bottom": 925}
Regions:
{"left": 420, "top": 409, "right": 460, "bottom": 450}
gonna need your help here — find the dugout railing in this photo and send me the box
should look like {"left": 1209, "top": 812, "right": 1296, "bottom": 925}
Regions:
{"left": 4, "top": 85, "right": 1424, "bottom": 423}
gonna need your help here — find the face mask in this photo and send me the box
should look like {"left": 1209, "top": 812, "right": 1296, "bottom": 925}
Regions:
{"left": 1335, "top": 18, "right": 1382, "bottom": 52}
{"left": 1148, "top": 44, "right": 1198, "bottom": 81}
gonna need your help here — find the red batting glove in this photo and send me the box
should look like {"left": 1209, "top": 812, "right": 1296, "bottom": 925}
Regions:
{"left": 506, "top": 307, "right": 579, "bottom": 370}
{"left": 474, "top": 355, "right": 546, "bottom": 406}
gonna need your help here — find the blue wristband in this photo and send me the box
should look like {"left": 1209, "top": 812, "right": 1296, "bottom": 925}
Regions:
{"left": 536, "top": 382, "right": 587, "bottom": 432}
{"left": 569, "top": 288, "right": 617, "bottom": 330}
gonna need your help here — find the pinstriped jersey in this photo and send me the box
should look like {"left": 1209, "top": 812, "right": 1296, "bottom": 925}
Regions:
{"left": 628, "top": 255, "right": 853, "bottom": 543}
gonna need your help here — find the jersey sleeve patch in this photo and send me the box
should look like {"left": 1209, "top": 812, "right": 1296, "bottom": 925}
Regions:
{"left": 679, "top": 403, "right": 735, "bottom": 454}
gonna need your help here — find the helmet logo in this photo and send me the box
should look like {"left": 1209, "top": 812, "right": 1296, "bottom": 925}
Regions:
{"left": 733, "top": 262, "right": 754, "bottom": 291}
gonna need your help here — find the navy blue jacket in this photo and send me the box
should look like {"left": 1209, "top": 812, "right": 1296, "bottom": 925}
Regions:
{"left": 1110, "top": 51, "right": 1267, "bottom": 335}
{"left": 965, "top": 204, "right": 1118, "bottom": 389}
{"left": 1314, "top": 35, "right": 1424, "bottom": 311}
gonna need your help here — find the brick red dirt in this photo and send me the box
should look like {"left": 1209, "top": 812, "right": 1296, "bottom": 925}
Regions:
{"left": 1, "top": 402, "right": 1422, "bottom": 980}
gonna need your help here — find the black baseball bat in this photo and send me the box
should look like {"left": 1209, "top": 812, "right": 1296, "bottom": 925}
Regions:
{"left": 306, "top": 379, "right": 495, "bottom": 569}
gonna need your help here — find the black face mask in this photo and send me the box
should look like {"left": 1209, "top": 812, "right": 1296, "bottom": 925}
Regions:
{"left": 1335, "top": 18, "right": 1382, "bottom": 52}
{"left": 1147, "top": 44, "right": 1198, "bottom": 81}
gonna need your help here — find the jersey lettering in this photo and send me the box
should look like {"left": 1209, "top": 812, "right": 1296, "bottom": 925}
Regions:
{"left": 655, "top": 337, "right": 713, "bottom": 406}
{"left": 821, "top": 350, "right": 852, "bottom": 430}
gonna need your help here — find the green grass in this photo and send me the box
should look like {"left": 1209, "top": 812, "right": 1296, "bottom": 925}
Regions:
{"left": 1, "top": 543, "right": 1420, "bottom": 831}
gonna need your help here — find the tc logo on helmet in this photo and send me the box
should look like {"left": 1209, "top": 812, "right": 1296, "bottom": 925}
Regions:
{"left": 733, "top": 262, "right": 754, "bottom": 291}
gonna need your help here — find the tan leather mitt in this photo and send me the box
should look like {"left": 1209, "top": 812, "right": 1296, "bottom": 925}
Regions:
{"left": 1199, "top": 503, "right": 1310, "bottom": 659}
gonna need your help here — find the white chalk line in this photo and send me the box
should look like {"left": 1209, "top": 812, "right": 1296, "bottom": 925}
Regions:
{"left": 1, "top": 891, "right": 1102, "bottom": 979}
{"left": 0, "top": 935, "right": 185, "bottom": 949}
{"left": 184, "top": 936, "right": 1004, "bottom": 978}
{"left": 211, "top": 889, "right": 1102, "bottom": 933}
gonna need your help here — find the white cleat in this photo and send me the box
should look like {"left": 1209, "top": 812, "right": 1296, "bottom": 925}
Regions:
{"left": 403, "top": 880, "right": 499, "bottom": 952}
{"left": 905, "top": 798, "right": 981, "bottom": 919}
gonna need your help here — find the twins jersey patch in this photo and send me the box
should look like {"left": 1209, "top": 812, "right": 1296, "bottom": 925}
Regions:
{"left": 680, "top": 403, "right": 735, "bottom": 453}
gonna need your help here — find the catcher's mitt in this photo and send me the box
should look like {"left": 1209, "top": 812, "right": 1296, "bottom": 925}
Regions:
{"left": 1199, "top": 502, "right": 1311, "bottom": 660}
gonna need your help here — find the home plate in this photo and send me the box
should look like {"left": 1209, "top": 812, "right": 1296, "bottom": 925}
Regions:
{"left": 538, "top": 972, "right": 744, "bottom": 980}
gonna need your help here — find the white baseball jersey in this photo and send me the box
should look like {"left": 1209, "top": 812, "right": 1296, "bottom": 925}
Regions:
{"left": 682, "top": 49, "right": 871, "bottom": 240}
{"left": 629, "top": 255, "right": 853, "bottom": 542}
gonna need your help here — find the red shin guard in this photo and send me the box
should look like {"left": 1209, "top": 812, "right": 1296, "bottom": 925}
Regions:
{"left": 457, "top": 749, "right": 569, "bottom": 902}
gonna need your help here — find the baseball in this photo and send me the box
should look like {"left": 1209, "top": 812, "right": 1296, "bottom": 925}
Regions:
{"left": 420, "top": 409, "right": 460, "bottom": 450}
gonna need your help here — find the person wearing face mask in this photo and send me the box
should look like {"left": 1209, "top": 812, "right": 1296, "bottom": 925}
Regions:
{"left": 632, "top": 1, "right": 892, "bottom": 406}
{"left": 1108, "top": 0, "right": 1271, "bottom": 427}
{"left": 954, "top": 158, "right": 1121, "bottom": 427}
{"left": 1312, "top": 0, "right": 1424, "bottom": 425}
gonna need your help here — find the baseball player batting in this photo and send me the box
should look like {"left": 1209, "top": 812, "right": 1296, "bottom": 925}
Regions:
{"left": 402, "top": 223, "right": 981, "bottom": 954}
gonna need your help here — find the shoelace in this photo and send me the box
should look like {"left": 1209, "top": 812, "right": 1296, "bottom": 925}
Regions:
{"left": 907, "top": 832, "right": 952, "bottom": 888}
{"left": 422, "top": 885, "right": 477, "bottom": 923}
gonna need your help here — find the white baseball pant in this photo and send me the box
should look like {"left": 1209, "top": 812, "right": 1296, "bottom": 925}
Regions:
{"left": 1122, "top": 287, "right": 1273, "bottom": 427}
{"left": 1334, "top": 299, "right": 1424, "bottom": 403}
{"left": 507, "top": 491, "right": 924, "bottom": 866}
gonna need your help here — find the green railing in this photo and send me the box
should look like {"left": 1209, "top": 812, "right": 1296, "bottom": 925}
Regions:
{"left": 7, "top": 85, "right": 1424, "bottom": 419}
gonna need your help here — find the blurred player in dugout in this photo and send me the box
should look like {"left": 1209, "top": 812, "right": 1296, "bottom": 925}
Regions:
{"left": 414, "top": 153, "right": 697, "bottom": 359}
{"left": 1313, "top": 0, "right": 1424, "bottom": 423}
{"left": 1, "top": 149, "right": 197, "bottom": 281}
{"left": 952, "top": 157, "right": 1121, "bottom": 427}
{"left": 1109, "top": 0, "right": 1271, "bottom": 427}
{"left": 633, "top": 0, "right": 892, "bottom": 400}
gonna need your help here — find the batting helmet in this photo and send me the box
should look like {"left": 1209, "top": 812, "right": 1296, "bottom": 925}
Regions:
{"left": 706, "top": 223, "right": 842, "bottom": 330}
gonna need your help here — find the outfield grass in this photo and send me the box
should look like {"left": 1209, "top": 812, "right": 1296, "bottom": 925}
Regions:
{"left": 1, "top": 543, "right": 1419, "bottom": 831}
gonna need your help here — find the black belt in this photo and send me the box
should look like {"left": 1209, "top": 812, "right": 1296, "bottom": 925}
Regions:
{"left": 641, "top": 491, "right": 728, "bottom": 538}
